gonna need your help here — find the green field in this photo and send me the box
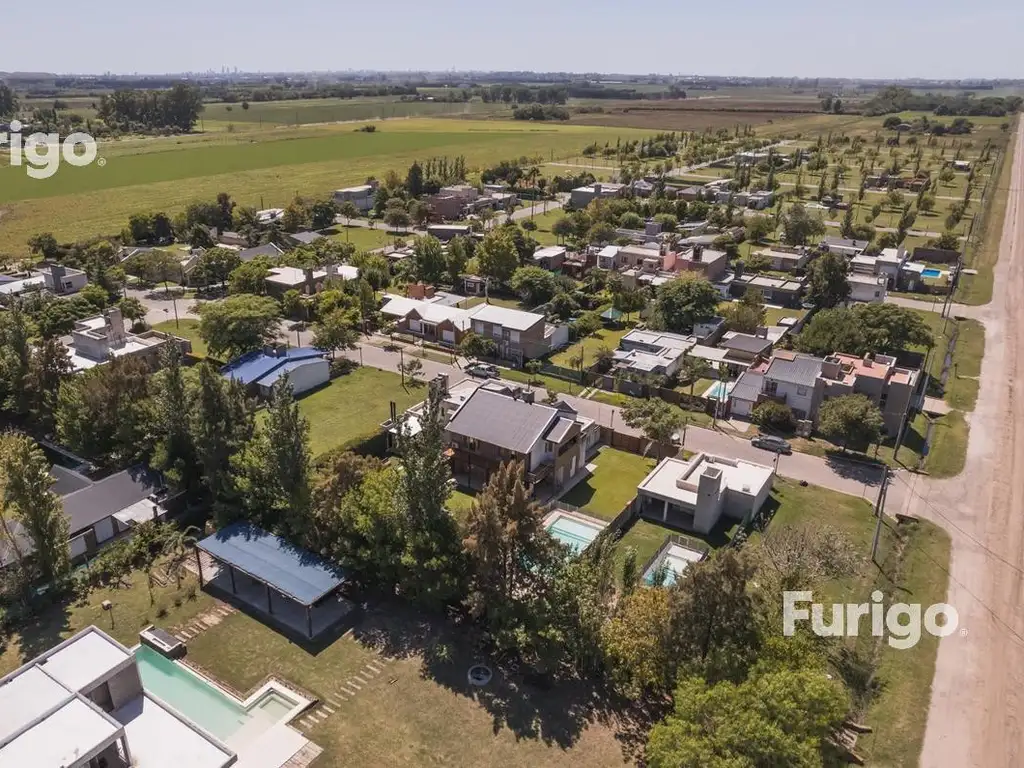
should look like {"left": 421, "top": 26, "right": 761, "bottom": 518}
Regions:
{"left": 200, "top": 97, "right": 508, "bottom": 128}
{"left": 0, "top": 119, "right": 653, "bottom": 254}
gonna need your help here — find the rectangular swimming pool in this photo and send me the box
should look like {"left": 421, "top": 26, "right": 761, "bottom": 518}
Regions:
{"left": 922, "top": 268, "right": 943, "bottom": 279}
{"left": 545, "top": 512, "right": 606, "bottom": 552}
{"left": 644, "top": 543, "right": 706, "bottom": 586}
{"left": 134, "top": 645, "right": 300, "bottom": 741}
{"left": 702, "top": 380, "right": 734, "bottom": 401}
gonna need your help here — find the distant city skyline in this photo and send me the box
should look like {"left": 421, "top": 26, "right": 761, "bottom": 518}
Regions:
{"left": 5, "top": 0, "right": 1023, "bottom": 80}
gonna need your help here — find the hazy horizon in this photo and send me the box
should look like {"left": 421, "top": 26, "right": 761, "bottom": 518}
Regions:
{"left": 4, "top": 0, "right": 1022, "bottom": 80}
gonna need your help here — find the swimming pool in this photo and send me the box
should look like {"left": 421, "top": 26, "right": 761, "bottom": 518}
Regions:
{"left": 702, "top": 380, "right": 734, "bottom": 401}
{"left": 134, "top": 645, "right": 300, "bottom": 741}
{"left": 922, "top": 268, "right": 943, "bottom": 279}
{"left": 644, "top": 543, "right": 706, "bottom": 586}
{"left": 545, "top": 512, "right": 606, "bottom": 552}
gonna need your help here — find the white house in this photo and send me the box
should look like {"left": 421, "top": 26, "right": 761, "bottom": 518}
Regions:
{"left": 637, "top": 453, "right": 775, "bottom": 534}
{"left": 847, "top": 273, "right": 888, "bottom": 303}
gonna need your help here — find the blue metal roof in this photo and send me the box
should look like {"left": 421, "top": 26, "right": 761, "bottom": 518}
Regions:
{"left": 220, "top": 347, "right": 324, "bottom": 386}
{"left": 255, "top": 358, "right": 324, "bottom": 388}
{"left": 196, "top": 522, "right": 347, "bottom": 606}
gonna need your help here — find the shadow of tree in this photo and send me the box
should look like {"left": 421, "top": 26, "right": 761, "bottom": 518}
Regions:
{"left": 350, "top": 602, "right": 654, "bottom": 761}
{"left": 8, "top": 596, "right": 74, "bottom": 664}
{"left": 823, "top": 452, "right": 886, "bottom": 485}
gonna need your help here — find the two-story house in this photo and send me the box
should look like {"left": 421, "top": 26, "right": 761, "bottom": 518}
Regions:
{"left": 467, "top": 304, "right": 558, "bottom": 363}
{"left": 445, "top": 383, "right": 598, "bottom": 491}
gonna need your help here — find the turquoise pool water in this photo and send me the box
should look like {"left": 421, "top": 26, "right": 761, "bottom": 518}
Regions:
{"left": 703, "top": 380, "right": 733, "bottom": 401}
{"left": 922, "top": 268, "right": 942, "bottom": 278}
{"left": 644, "top": 545, "right": 704, "bottom": 586}
{"left": 546, "top": 514, "right": 604, "bottom": 552}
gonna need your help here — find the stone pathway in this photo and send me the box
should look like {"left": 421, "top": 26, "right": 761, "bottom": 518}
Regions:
{"left": 171, "top": 603, "right": 237, "bottom": 643}
{"left": 293, "top": 658, "right": 391, "bottom": 734}
{"left": 282, "top": 742, "right": 324, "bottom": 768}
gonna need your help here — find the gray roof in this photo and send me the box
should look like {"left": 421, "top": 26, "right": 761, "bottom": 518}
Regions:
{"left": 447, "top": 388, "right": 558, "bottom": 454}
{"left": 63, "top": 467, "right": 162, "bottom": 535}
{"left": 49, "top": 465, "right": 92, "bottom": 497}
{"left": 765, "top": 355, "right": 824, "bottom": 388}
{"left": 722, "top": 334, "right": 773, "bottom": 355}
{"left": 543, "top": 417, "right": 577, "bottom": 444}
{"left": 238, "top": 242, "right": 284, "bottom": 262}
{"left": 730, "top": 371, "right": 764, "bottom": 403}
{"left": 289, "top": 231, "right": 325, "bottom": 245}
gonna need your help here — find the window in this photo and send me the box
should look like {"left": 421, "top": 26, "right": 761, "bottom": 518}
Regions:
{"left": 473, "top": 321, "right": 484, "bottom": 334}
{"left": 765, "top": 380, "right": 778, "bottom": 395}
{"left": 797, "top": 386, "right": 808, "bottom": 396}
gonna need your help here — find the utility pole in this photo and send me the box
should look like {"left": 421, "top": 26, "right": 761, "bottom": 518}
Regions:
{"left": 870, "top": 465, "right": 890, "bottom": 563}
{"left": 399, "top": 347, "right": 405, "bottom": 385}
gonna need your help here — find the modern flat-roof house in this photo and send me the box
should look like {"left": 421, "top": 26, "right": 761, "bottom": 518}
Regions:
{"left": 445, "top": 382, "right": 597, "bottom": 490}
{"left": 0, "top": 264, "right": 88, "bottom": 300}
{"left": 570, "top": 182, "right": 625, "bottom": 208}
{"left": 613, "top": 329, "right": 697, "bottom": 377}
{"left": 531, "top": 245, "right": 566, "bottom": 271}
{"left": 426, "top": 224, "right": 472, "bottom": 242}
{"left": 728, "top": 273, "right": 807, "bottom": 307}
{"left": 847, "top": 273, "right": 888, "bottom": 303}
{"left": 718, "top": 331, "right": 773, "bottom": 364}
{"left": 755, "top": 246, "right": 812, "bottom": 272}
{"left": 264, "top": 266, "right": 328, "bottom": 297}
{"left": 62, "top": 309, "right": 192, "bottom": 373}
{"left": 0, "top": 626, "right": 237, "bottom": 768}
{"left": 667, "top": 245, "right": 728, "bottom": 281}
{"left": 636, "top": 453, "right": 775, "bottom": 534}
{"left": 220, "top": 347, "right": 329, "bottom": 397}
{"left": 821, "top": 236, "right": 869, "bottom": 258}
{"left": 729, "top": 350, "right": 918, "bottom": 434}
{"left": 333, "top": 181, "right": 378, "bottom": 212}
{"left": 597, "top": 245, "right": 621, "bottom": 270}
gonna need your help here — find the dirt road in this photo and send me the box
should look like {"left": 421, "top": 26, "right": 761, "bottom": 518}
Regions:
{"left": 910, "top": 119, "right": 1024, "bottom": 766}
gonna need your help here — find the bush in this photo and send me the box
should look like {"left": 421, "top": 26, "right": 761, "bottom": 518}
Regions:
{"left": 752, "top": 401, "right": 797, "bottom": 434}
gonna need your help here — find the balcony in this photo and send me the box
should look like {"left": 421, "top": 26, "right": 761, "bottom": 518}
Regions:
{"left": 527, "top": 461, "right": 553, "bottom": 485}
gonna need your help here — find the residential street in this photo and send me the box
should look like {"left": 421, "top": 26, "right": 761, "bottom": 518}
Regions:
{"left": 911, "top": 119, "right": 1024, "bottom": 767}
{"left": 884, "top": 293, "right": 989, "bottom": 321}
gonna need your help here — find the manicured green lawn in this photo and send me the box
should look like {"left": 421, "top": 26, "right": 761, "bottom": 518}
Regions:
{"left": 558, "top": 446, "right": 656, "bottom": 519}
{"left": 295, "top": 367, "right": 423, "bottom": 456}
{"left": 913, "top": 311, "right": 985, "bottom": 412}
{"left": 0, "top": 568, "right": 213, "bottom": 676}
{"left": 185, "top": 605, "right": 629, "bottom": 767}
{"left": 329, "top": 225, "right": 394, "bottom": 252}
{"left": 549, "top": 323, "right": 636, "bottom": 368}
{"left": 153, "top": 318, "right": 211, "bottom": 360}
{"left": 922, "top": 410, "right": 969, "bottom": 477}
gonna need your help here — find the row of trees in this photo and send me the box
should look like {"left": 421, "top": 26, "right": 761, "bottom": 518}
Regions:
{"left": 97, "top": 84, "right": 204, "bottom": 132}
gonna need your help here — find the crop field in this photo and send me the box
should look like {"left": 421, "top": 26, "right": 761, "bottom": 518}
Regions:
{"left": 0, "top": 119, "right": 653, "bottom": 254}
{"left": 199, "top": 97, "right": 508, "bottom": 128}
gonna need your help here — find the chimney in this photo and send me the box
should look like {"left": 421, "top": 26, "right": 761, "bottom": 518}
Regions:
{"left": 693, "top": 245, "right": 703, "bottom": 263}
{"left": 863, "top": 353, "right": 873, "bottom": 367}
{"left": 521, "top": 390, "right": 535, "bottom": 404}
{"left": 104, "top": 308, "right": 126, "bottom": 343}
{"left": 593, "top": 183, "right": 602, "bottom": 195}
{"left": 50, "top": 263, "right": 66, "bottom": 293}
{"left": 755, "top": 326, "right": 768, "bottom": 338}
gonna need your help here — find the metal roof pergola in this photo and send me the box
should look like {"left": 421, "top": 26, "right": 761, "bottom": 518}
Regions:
{"left": 195, "top": 522, "right": 347, "bottom": 638}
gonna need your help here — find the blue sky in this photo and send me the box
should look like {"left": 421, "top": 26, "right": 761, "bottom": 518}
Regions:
{"left": 6, "top": 0, "right": 1023, "bottom": 79}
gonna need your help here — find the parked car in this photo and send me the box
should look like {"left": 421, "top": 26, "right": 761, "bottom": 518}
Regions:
{"left": 750, "top": 434, "right": 792, "bottom": 455}
{"left": 466, "top": 362, "right": 499, "bottom": 379}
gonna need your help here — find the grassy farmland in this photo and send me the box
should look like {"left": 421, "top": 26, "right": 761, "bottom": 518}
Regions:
{"left": 0, "top": 119, "right": 654, "bottom": 254}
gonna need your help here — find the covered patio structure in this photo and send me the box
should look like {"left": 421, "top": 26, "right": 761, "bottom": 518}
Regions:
{"left": 195, "top": 522, "right": 352, "bottom": 640}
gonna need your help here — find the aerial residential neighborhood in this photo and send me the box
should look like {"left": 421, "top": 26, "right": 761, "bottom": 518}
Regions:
{"left": 0, "top": 23, "right": 1021, "bottom": 768}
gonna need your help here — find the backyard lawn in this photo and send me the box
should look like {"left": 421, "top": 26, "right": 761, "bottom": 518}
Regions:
{"left": 294, "top": 367, "right": 423, "bottom": 456}
{"left": 550, "top": 323, "right": 636, "bottom": 369}
{"left": 153, "top": 318, "right": 211, "bottom": 360}
{"left": 558, "top": 447, "right": 656, "bottom": 519}
{"left": 186, "top": 605, "right": 632, "bottom": 768}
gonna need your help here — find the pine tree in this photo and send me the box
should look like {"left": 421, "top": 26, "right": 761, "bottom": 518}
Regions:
{"left": 26, "top": 336, "right": 73, "bottom": 436}
{"left": 0, "top": 433, "right": 70, "bottom": 582}
{"left": 396, "top": 384, "right": 465, "bottom": 608}
{"left": 0, "top": 302, "right": 32, "bottom": 416}
{"left": 151, "top": 343, "right": 199, "bottom": 493}
{"left": 191, "top": 363, "right": 252, "bottom": 522}
{"left": 236, "top": 379, "right": 311, "bottom": 537}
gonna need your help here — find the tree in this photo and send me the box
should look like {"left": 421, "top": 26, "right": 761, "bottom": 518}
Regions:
{"left": 476, "top": 228, "right": 519, "bottom": 285}
{"left": 399, "top": 356, "right": 424, "bottom": 385}
{"left": 721, "top": 288, "right": 766, "bottom": 334}
{"left": 310, "top": 199, "right": 338, "bottom": 231}
{"left": 458, "top": 332, "right": 497, "bottom": 359}
{"left": 0, "top": 83, "right": 18, "bottom": 118}
{"left": 745, "top": 216, "right": 773, "bottom": 243}
{"left": 150, "top": 343, "right": 200, "bottom": 493}
{"left": 680, "top": 355, "right": 711, "bottom": 395}
{"left": 551, "top": 216, "right": 574, "bottom": 244}
{"left": 27, "top": 232, "right": 59, "bottom": 259}
{"left": 192, "top": 247, "right": 242, "bottom": 288}
{"left": 840, "top": 205, "right": 855, "bottom": 239}
{"left": 0, "top": 433, "right": 70, "bottom": 582}
{"left": 236, "top": 379, "right": 312, "bottom": 537}
{"left": 117, "top": 297, "right": 147, "bottom": 327}
{"left": 463, "top": 460, "right": 559, "bottom": 647}
{"left": 930, "top": 230, "right": 960, "bottom": 251}
{"left": 0, "top": 303, "right": 32, "bottom": 416}
{"left": 337, "top": 200, "right": 360, "bottom": 229}
{"left": 228, "top": 258, "right": 271, "bottom": 295}
{"left": 613, "top": 288, "right": 646, "bottom": 320}
{"left": 806, "top": 251, "right": 850, "bottom": 309}
{"left": 651, "top": 275, "right": 720, "bottom": 333}
{"left": 621, "top": 399, "right": 685, "bottom": 447}
{"left": 794, "top": 308, "right": 866, "bottom": 357}
{"left": 510, "top": 266, "right": 559, "bottom": 306}
{"left": 384, "top": 205, "right": 411, "bottom": 232}
{"left": 647, "top": 670, "right": 848, "bottom": 767}
{"left": 572, "top": 310, "right": 603, "bottom": 339}
{"left": 752, "top": 401, "right": 796, "bottom": 433}
{"left": 406, "top": 161, "right": 424, "bottom": 198}
{"left": 601, "top": 587, "right": 674, "bottom": 698}
{"left": 395, "top": 384, "right": 465, "bottom": 608}
{"left": 410, "top": 235, "right": 446, "bottom": 285}
{"left": 549, "top": 292, "right": 579, "bottom": 320}
{"left": 26, "top": 336, "right": 73, "bottom": 436}
{"left": 818, "top": 394, "right": 884, "bottom": 451}
{"left": 796, "top": 304, "right": 933, "bottom": 357}
{"left": 191, "top": 364, "right": 252, "bottom": 519}
{"left": 198, "top": 294, "right": 280, "bottom": 360}
{"left": 312, "top": 309, "right": 359, "bottom": 359}
{"left": 445, "top": 236, "right": 470, "bottom": 285}
{"left": 781, "top": 203, "right": 826, "bottom": 246}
